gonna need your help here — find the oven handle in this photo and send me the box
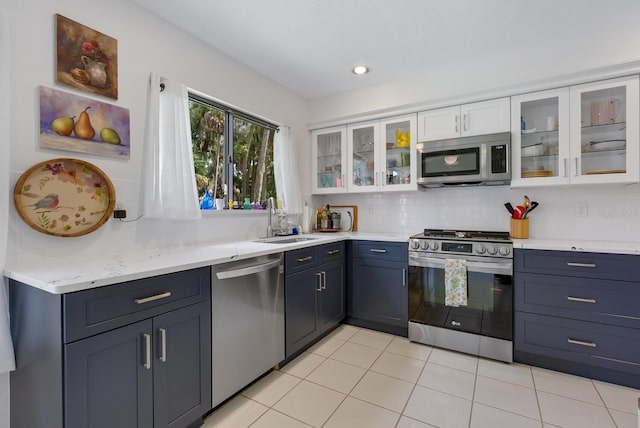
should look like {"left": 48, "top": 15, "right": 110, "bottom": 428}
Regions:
{"left": 409, "top": 254, "right": 512, "bottom": 276}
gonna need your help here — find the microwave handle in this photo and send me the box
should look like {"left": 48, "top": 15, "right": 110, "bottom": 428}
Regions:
{"left": 409, "top": 255, "right": 512, "bottom": 276}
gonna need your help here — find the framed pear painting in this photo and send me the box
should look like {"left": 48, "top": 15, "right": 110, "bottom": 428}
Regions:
{"left": 55, "top": 14, "right": 118, "bottom": 99}
{"left": 39, "top": 86, "right": 130, "bottom": 159}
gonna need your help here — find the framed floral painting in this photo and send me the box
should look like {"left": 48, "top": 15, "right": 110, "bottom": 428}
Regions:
{"left": 39, "top": 86, "right": 130, "bottom": 159}
{"left": 55, "top": 14, "right": 118, "bottom": 99}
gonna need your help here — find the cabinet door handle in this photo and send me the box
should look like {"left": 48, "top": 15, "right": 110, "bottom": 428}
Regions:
{"left": 297, "top": 256, "right": 313, "bottom": 262}
{"left": 566, "top": 262, "right": 597, "bottom": 268}
{"left": 402, "top": 269, "right": 406, "bottom": 287}
{"left": 327, "top": 249, "right": 340, "bottom": 255}
{"left": 342, "top": 174, "right": 346, "bottom": 188}
{"left": 316, "top": 272, "right": 322, "bottom": 292}
{"left": 562, "top": 158, "right": 568, "bottom": 177}
{"left": 321, "top": 271, "right": 326, "bottom": 290}
{"left": 454, "top": 115, "right": 459, "bottom": 133}
{"left": 567, "top": 338, "right": 597, "bottom": 348}
{"left": 574, "top": 157, "right": 579, "bottom": 177}
{"left": 159, "top": 328, "right": 167, "bottom": 362}
{"left": 135, "top": 292, "right": 172, "bottom": 305}
{"left": 370, "top": 249, "right": 388, "bottom": 253}
{"left": 463, "top": 113, "right": 469, "bottom": 131}
{"left": 143, "top": 333, "right": 151, "bottom": 369}
{"left": 567, "top": 296, "right": 597, "bottom": 304}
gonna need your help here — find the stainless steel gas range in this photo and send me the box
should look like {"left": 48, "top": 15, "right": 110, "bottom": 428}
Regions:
{"left": 408, "top": 229, "right": 513, "bottom": 362}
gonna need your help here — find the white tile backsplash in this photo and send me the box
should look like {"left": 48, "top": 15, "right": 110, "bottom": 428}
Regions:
{"left": 316, "top": 182, "right": 640, "bottom": 242}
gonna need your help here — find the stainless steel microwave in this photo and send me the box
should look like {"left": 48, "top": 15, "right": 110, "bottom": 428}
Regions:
{"left": 417, "top": 132, "right": 511, "bottom": 187}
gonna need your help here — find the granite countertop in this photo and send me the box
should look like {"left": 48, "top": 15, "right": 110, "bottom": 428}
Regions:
{"left": 512, "top": 238, "right": 640, "bottom": 255}
{"left": 3, "top": 232, "right": 409, "bottom": 294}
{"left": 7, "top": 232, "right": 639, "bottom": 294}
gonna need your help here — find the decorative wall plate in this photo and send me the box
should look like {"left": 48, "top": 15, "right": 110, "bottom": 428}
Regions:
{"left": 14, "top": 158, "right": 115, "bottom": 237}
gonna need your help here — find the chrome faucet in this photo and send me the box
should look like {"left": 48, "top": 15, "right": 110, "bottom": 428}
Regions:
{"left": 267, "top": 197, "right": 275, "bottom": 237}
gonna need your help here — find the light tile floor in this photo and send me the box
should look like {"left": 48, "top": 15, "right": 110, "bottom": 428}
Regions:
{"left": 203, "top": 325, "right": 640, "bottom": 428}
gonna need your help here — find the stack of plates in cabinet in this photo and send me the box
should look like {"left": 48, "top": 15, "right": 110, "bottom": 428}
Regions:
{"left": 521, "top": 170, "right": 553, "bottom": 178}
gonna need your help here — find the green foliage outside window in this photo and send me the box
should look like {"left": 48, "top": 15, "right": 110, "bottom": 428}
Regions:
{"left": 189, "top": 98, "right": 276, "bottom": 207}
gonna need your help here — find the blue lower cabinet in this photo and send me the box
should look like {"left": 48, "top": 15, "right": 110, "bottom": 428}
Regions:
{"left": 65, "top": 320, "right": 154, "bottom": 428}
{"left": 285, "top": 243, "right": 345, "bottom": 359}
{"left": 514, "top": 249, "right": 640, "bottom": 389}
{"left": 348, "top": 241, "right": 408, "bottom": 336}
{"left": 10, "top": 267, "right": 212, "bottom": 428}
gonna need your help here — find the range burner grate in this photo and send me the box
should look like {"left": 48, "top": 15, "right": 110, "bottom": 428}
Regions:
{"left": 421, "top": 229, "right": 511, "bottom": 241}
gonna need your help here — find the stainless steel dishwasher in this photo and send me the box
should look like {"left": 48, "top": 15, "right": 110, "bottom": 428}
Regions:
{"left": 211, "top": 253, "right": 284, "bottom": 408}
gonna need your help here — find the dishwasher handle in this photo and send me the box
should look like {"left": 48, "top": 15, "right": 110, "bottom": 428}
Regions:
{"left": 216, "top": 258, "right": 282, "bottom": 280}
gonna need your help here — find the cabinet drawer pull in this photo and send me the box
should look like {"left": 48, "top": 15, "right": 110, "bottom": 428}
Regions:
{"left": 135, "top": 292, "right": 172, "bottom": 305}
{"left": 159, "top": 328, "right": 167, "bottom": 362}
{"left": 370, "top": 249, "right": 388, "bottom": 253}
{"left": 327, "top": 249, "right": 340, "bottom": 255}
{"left": 567, "top": 296, "right": 597, "bottom": 304}
{"left": 316, "top": 272, "right": 322, "bottom": 292}
{"left": 566, "top": 262, "right": 597, "bottom": 268}
{"left": 297, "top": 256, "right": 313, "bottom": 262}
{"left": 143, "top": 333, "right": 151, "bottom": 369}
{"left": 567, "top": 338, "right": 597, "bottom": 348}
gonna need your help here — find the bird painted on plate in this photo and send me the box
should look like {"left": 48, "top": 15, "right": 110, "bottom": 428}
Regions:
{"left": 26, "top": 193, "right": 59, "bottom": 210}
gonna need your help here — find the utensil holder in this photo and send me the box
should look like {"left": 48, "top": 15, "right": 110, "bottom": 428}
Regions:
{"left": 510, "top": 218, "right": 529, "bottom": 239}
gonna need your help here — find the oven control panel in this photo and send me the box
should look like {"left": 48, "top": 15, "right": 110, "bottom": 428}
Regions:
{"left": 409, "top": 239, "right": 512, "bottom": 258}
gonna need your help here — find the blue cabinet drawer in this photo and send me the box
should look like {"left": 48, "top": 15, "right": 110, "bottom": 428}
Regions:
{"left": 352, "top": 240, "right": 407, "bottom": 262}
{"left": 515, "top": 249, "right": 640, "bottom": 281}
{"left": 285, "top": 247, "right": 318, "bottom": 274}
{"left": 63, "top": 267, "right": 211, "bottom": 343}
{"left": 515, "top": 312, "right": 640, "bottom": 375}
{"left": 515, "top": 272, "right": 640, "bottom": 328}
{"left": 318, "top": 242, "right": 344, "bottom": 264}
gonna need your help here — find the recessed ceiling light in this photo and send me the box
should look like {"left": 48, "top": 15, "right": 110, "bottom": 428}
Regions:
{"left": 352, "top": 65, "right": 370, "bottom": 75}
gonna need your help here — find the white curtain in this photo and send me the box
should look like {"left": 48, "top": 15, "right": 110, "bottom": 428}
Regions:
{"left": 141, "top": 72, "right": 201, "bottom": 219}
{"left": 274, "top": 127, "right": 303, "bottom": 215}
{"left": 0, "top": 11, "right": 16, "bottom": 373}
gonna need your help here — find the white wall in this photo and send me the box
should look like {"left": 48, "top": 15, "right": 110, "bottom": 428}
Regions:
{"left": 1, "top": 1, "right": 309, "bottom": 426}
{"left": 309, "top": 12, "right": 640, "bottom": 244}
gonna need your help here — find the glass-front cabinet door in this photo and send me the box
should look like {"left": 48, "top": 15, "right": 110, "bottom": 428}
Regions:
{"left": 379, "top": 114, "right": 417, "bottom": 191}
{"left": 347, "top": 121, "right": 379, "bottom": 192}
{"left": 512, "top": 76, "right": 639, "bottom": 187}
{"left": 511, "top": 88, "right": 571, "bottom": 187}
{"left": 347, "top": 114, "right": 417, "bottom": 193}
{"left": 311, "top": 126, "right": 347, "bottom": 194}
{"left": 569, "top": 76, "right": 639, "bottom": 184}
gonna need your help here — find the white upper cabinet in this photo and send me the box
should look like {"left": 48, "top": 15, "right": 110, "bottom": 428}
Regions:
{"left": 511, "top": 75, "right": 639, "bottom": 187}
{"left": 311, "top": 114, "right": 417, "bottom": 195}
{"left": 417, "top": 97, "right": 510, "bottom": 142}
{"left": 311, "top": 126, "right": 347, "bottom": 194}
{"left": 347, "top": 114, "right": 417, "bottom": 193}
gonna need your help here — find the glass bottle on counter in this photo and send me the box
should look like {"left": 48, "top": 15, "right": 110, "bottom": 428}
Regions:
{"left": 316, "top": 207, "right": 322, "bottom": 230}
{"left": 326, "top": 205, "right": 332, "bottom": 229}
{"left": 320, "top": 207, "right": 329, "bottom": 229}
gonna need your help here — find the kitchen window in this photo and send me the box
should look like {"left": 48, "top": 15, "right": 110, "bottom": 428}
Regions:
{"left": 189, "top": 93, "right": 277, "bottom": 209}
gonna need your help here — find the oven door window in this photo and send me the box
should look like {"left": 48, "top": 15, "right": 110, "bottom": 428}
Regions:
{"left": 409, "top": 265, "right": 512, "bottom": 340}
{"left": 420, "top": 147, "right": 480, "bottom": 177}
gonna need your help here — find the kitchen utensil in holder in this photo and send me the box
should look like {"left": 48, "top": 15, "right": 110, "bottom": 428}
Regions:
{"left": 510, "top": 218, "right": 529, "bottom": 239}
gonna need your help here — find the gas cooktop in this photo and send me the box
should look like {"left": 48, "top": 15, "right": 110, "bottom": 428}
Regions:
{"left": 410, "top": 229, "right": 512, "bottom": 257}
{"left": 413, "top": 229, "right": 511, "bottom": 241}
